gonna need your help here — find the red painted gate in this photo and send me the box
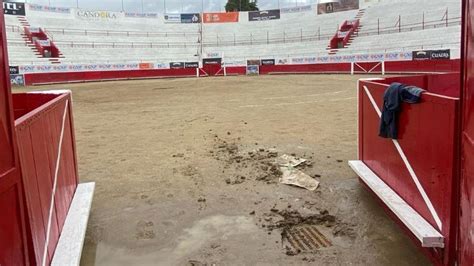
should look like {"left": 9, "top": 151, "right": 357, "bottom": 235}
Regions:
{"left": 459, "top": 0, "right": 474, "bottom": 264}
{"left": 0, "top": 10, "right": 30, "bottom": 266}
{"left": 202, "top": 58, "right": 223, "bottom": 76}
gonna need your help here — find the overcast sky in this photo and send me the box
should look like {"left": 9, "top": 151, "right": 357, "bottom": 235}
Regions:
{"left": 21, "top": 0, "right": 318, "bottom": 13}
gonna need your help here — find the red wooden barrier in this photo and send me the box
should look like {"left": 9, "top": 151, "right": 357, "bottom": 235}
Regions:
{"left": 358, "top": 73, "right": 461, "bottom": 265}
{"left": 20, "top": 60, "right": 461, "bottom": 86}
{"left": 0, "top": 9, "right": 30, "bottom": 266}
{"left": 459, "top": 0, "right": 474, "bottom": 264}
{"left": 24, "top": 68, "right": 197, "bottom": 85}
{"left": 13, "top": 91, "right": 79, "bottom": 265}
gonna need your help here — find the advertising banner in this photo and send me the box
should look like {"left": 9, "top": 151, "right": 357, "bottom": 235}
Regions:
{"left": 19, "top": 63, "right": 143, "bottom": 74}
{"left": 4, "top": 2, "right": 25, "bottom": 16}
{"left": 317, "top": 0, "right": 359, "bottom": 14}
{"left": 248, "top": 9, "right": 280, "bottom": 21}
{"left": 29, "top": 4, "right": 70, "bottom": 13}
{"left": 203, "top": 58, "right": 222, "bottom": 65}
{"left": 9, "top": 66, "right": 19, "bottom": 75}
{"left": 10, "top": 74, "right": 24, "bottom": 86}
{"left": 412, "top": 49, "right": 450, "bottom": 60}
{"left": 261, "top": 59, "right": 275, "bottom": 66}
{"left": 125, "top": 12, "right": 158, "bottom": 18}
{"left": 170, "top": 62, "right": 185, "bottom": 69}
{"left": 246, "top": 65, "right": 259, "bottom": 75}
{"left": 291, "top": 56, "right": 317, "bottom": 64}
{"left": 76, "top": 10, "right": 121, "bottom": 20}
{"left": 185, "top": 62, "right": 199, "bottom": 68}
{"left": 280, "top": 5, "right": 312, "bottom": 14}
{"left": 181, "top": 13, "right": 200, "bottom": 23}
{"left": 205, "top": 52, "right": 222, "bottom": 58}
{"left": 247, "top": 59, "right": 261, "bottom": 66}
{"left": 276, "top": 58, "right": 289, "bottom": 65}
{"left": 164, "top": 13, "right": 181, "bottom": 23}
{"left": 139, "top": 63, "right": 154, "bottom": 69}
{"left": 203, "top": 12, "right": 239, "bottom": 23}
{"left": 155, "top": 63, "right": 168, "bottom": 69}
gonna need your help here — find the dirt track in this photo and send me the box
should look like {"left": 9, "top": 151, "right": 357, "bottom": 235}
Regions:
{"left": 24, "top": 75, "right": 430, "bottom": 265}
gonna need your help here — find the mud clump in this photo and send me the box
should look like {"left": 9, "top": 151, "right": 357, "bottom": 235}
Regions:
{"left": 211, "top": 136, "right": 283, "bottom": 184}
{"left": 266, "top": 209, "right": 337, "bottom": 232}
{"left": 225, "top": 175, "right": 246, "bottom": 185}
{"left": 333, "top": 223, "right": 357, "bottom": 239}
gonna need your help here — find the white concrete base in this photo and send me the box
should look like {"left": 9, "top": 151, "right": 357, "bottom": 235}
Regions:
{"left": 348, "top": 160, "right": 444, "bottom": 248}
{"left": 51, "top": 182, "right": 95, "bottom": 266}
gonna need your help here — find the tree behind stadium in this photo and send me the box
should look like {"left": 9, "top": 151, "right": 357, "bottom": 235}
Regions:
{"left": 225, "top": 0, "right": 259, "bottom": 12}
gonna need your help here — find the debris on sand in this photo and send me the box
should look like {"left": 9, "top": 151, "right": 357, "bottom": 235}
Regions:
{"left": 276, "top": 154, "right": 307, "bottom": 167}
{"left": 280, "top": 167, "right": 319, "bottom": 191}
{"left": 225, "top": 175, "right": 246, "bottom": 185}
{"left": 266, "top": 209, "right": 337, "bottom": 231}
{"left": 211, "top": 137, "right": 319, "bottom": 189}
{"left": 262, "top": 208, "right": 341, "bottom": 255}
{"left": 211, "top": 136, "right": 284, "bottom": 184}
{"left": 188, "top": 260, "right": 209, "bottom": 266}
{"left": 277, "top": 154, "right": 319, "bottom": 191}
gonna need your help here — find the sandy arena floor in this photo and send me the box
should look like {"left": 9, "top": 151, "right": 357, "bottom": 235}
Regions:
{"left": 24, "top": 75, "right": 430, "bottom": 265}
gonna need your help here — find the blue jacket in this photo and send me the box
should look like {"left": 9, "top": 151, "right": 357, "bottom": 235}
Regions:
{"left": 379, "top": 82, "right": 425, "bottom": 139}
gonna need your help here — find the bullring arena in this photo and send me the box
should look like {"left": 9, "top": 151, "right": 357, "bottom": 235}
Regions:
{"left": 1, "top": 0, "right": 474, "bottom": 266}
{"left": 26, "top": 75, "right": 430, "bottom": 265}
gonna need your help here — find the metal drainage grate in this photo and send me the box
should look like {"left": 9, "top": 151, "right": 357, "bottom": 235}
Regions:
{"left": 283, "top": 225, "right": 332, "bottom": 253}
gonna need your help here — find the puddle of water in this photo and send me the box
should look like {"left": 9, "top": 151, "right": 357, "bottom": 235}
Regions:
{"left": 93, "top": 215, "right": 257, "bottom": 265}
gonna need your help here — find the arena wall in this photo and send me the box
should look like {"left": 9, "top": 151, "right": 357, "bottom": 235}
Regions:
{"left": 21, "top": 59, "right": 460, "bottom": 86}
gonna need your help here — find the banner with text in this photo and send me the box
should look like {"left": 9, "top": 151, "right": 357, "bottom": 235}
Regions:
{"left": 76, "top": 10, "right": 122, "bottom": 20}
{"left": 181, "top": 13, "right": 201, "bottom": 23}
{"left": 412, "top": 49, "right": 450, "bottom": 60}
{"left": 9, "top": 66, "right": 19, "bottom": 75}
{"left": 4, "top": 2, "right": 25, "bottom": 16}
{"left": 185, "top": 62, "right": 199, "bottom": 68}
{"left": 125, "top": 12, "right": 158, "bottom": 18}
{"left": 170, "top": 62, "right": 185, "bottom": 69}
{"left": 203, "top": 12, "right": 239, "bottom": 23}
{"left": 164, "top": 13, "right": 181, "bottom": 23}
{"left": 280, "top": 5, "right": 312, "bottom": 13}
{"left": 317, "top": 0, "right": 359, "bottom": 14}
{"left": 248, "top": 9, "right": 280, "bottom": 21}
{"left": 28, "top": 4, "right": 70, "bottom": 13}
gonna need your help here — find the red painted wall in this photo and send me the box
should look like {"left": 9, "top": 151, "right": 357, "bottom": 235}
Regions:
{"left": 13, "top": 92, "right": 79, "bottom": 265}
{"left": 21, "top": 60, "right": 461, "bottom": 86}
{"left": 0, "top": 9, "right": 30, "bottom": 266}
{"left": 24, "top": 68, "right": 198, "bottom": 85}
{"left": 359, "top": 75, "right": 460, "bottom": 265}
{"left": 459, "top": 0, "right": 474, "bottom": 264}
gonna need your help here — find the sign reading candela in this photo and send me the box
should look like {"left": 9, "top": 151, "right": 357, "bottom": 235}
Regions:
{"left": 76, "top": 10, "right": 120, "bottom": 20}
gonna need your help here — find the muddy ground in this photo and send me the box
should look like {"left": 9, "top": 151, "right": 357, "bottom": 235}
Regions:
{"left": 23, "top": 75, "right": 430, "bottom": 265}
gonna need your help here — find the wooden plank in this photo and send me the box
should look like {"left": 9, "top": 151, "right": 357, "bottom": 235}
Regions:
{"left": 348, "top": 160, "right": 444, "bottom": 248}
{"left": 51, "top": 182, "right": 95, "bottom": 266}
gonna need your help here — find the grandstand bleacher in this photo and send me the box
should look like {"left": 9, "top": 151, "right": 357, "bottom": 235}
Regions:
{"left": 4, "top": 0, "right": 462, "bottom": 83}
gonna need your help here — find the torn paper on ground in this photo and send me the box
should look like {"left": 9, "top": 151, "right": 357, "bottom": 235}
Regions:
{"left": 277, "top": 154, "right": 307, "bottom": 167}
{"left": 279, "top": 167, "right": 320, "bottom": 191}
